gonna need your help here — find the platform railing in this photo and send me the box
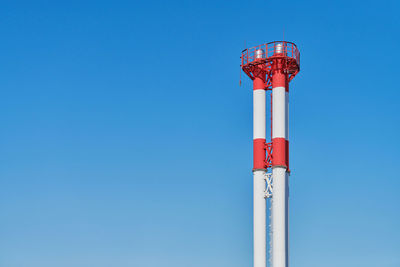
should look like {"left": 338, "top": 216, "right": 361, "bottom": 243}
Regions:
{"left": 241, "top": 41, "right": 300, "bottom": 67}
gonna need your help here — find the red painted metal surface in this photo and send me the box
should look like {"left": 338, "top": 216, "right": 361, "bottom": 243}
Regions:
{"left": 253, "top": 138, "right": 267, "bottom": 170}
{"left": 241, "top": 41, "right": 300, "bottom": 90}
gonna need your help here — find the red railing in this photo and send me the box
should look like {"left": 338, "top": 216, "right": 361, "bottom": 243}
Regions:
{"left": 241, "top": 41, "right": 300, "bottom": 68}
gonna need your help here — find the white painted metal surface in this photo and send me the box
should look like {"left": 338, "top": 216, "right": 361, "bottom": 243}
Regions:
{"left": 272, "top": 167, "right": 289, "bottom": 267}
{"left": 285, "top": 92, "right": 289, "bottom": 140}
{"left": 253, "top": 170, "right": 266, "bottom": 267}
{"left": 272, "top": 86, "right": 287, "bottom": 139}
{"left": 253, "top": 89, "right": 266, "bottom": 139}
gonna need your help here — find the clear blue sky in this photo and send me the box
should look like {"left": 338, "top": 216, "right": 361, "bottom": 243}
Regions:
{"left": 0, "top": 1, "right": 399, "bottom": 266}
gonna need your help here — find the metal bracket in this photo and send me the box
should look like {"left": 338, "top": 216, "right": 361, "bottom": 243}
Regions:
{"left": 264, "top": 172, "right": 273, "bottom": 198}
{"left": 264, "top": 142, "right": 273, "bottom": 169}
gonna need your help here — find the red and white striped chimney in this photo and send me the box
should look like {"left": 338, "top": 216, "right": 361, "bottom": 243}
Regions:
{"left": 271, "top": 43, "right": 290, "bottom": 267}
{"left": 252, "top": 49, "right": 267, "bottom": 267}
{"left": 241, "top": 41, "right": 300, "bottom": 267}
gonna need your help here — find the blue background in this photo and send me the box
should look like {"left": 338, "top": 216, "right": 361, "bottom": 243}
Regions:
{"left": 0, "top": 1, "right": 399, "bottom": 266}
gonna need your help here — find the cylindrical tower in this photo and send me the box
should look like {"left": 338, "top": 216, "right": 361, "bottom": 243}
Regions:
{"left": 241, "top": 41, "right": 300, "bottom": 267}
{"left": 271, "top": 43, "right": 290, "bottom": 267}
{"left": 253, "top": 50, "right": 267, "bottom": 267}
